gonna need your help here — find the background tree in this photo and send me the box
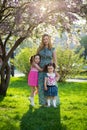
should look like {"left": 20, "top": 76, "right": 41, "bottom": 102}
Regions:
{"left": 14, "top": 45, "right": 84, "bottom": 82}
{"left": 56, "top": 46, "right": 84, "bottom": 82}
{"left": 0, "top": 0, "right": 86, "bottom": 96}
{"left": 80, "top": 35, "right": 87, "bottom": 59}
{"left": 14, "top": 47, "right": 37, "bottom": 75}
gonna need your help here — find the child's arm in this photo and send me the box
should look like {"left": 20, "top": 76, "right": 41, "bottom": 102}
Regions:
{"left": 55, "top": 71, "right": 60, "bottom": 81}
{"left": 44, "top": 77, "right": 48, "bottom": 90}
{"left": 33, "top": 62, "right": 43, "bottom": 71}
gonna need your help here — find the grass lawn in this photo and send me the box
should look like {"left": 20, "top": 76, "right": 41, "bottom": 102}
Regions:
{"left": 0, "top": 77, "right": 87, "bottom": 130}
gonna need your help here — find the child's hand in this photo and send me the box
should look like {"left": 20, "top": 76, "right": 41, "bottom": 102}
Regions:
{"left": 56, "top": 77, "right": 59, "bottom": 81}
{"left": 55, "top": 72, "right": 60, "bottom": 81}
{"left": 44, "top": 86, "right": 48, "bottom": 91}
{"left": 41, "top": 68, "right": 43, "bottom": 71}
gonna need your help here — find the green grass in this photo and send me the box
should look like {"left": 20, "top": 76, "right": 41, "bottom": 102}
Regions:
{"left": 0, "top": 77, "right": 87, "bottom": 130}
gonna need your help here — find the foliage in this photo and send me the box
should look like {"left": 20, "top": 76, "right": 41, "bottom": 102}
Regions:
{"left": 0, "top": 0, "right": 87, "bottom": 95}
{"left": 80, "top": 35, "right": 87, "bottom": 59}
{"left": 0, "top": 77, "right": 87, "bottom": 130}
{"left": 56, "top": 46, "right": 84, "bottom": 81}
{"left": 14, "top": 47, "right": 37, "bottom": 75}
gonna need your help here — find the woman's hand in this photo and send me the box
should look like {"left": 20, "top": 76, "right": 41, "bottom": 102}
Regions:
{"left": 44, "top": 86, "right": 48, "bottom": 91}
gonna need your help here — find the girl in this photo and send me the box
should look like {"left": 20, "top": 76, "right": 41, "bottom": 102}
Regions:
{"left": 44, "top": 63, "right": 60, "bottom": 107}
{"left": 28, "top": 54, "right": 43, "bottom": 106}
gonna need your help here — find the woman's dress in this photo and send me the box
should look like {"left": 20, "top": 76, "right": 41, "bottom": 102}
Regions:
{"left": 38, "top": 47, "right": 60, "bottom": 105}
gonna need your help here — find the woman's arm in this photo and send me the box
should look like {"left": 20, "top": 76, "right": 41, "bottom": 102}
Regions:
{"left": 44, "top": 77, "right": 48, "bottom": 90}
{"left": 52, "top": 49, "right": 57, "bottom": 67}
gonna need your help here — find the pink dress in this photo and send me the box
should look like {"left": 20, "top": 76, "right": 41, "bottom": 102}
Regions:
{"left": 28, "top": 67, "right": 38, "bottom": 87}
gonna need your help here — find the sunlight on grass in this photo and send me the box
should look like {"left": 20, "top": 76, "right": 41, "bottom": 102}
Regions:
{"left": 0, "top": 77, "right": 87, "bottom": 130}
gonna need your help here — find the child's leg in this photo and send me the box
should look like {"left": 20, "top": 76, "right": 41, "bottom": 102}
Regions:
{"left": 47, "top": 96, "right": 51, "bottom": 107}
{"left": 34, "top": 87, "right": 38, "bottom": 96}
{"left": 30, "top": 87, "right": 35, "bottom": 97}
{"left": 29, "top": 87, "right": 35, "bottom": 106}
{"left": 52, "top": 96, "right": 57, "bottom": 107}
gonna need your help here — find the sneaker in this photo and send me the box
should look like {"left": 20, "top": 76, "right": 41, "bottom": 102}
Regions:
{"left": 31, "top": 102, "right": 35, "bottom": 106}
{"left": 47, "top": 105, "right": 50, "bottom": 107}
{"left": 52, "top": 99, "right": 57, "bottom": 108}
{"left": 47, "top": 99, "right": 50, "bottom": 107}
{"left": 53, "top": 105, "right": 57, "bottom": 108}
{"left": 28, "top": 97, "right": 35, "bottom": 106}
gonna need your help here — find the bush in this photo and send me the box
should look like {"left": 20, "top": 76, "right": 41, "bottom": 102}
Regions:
{"left": 56, "top": 46, "right": 84, "bottom": 81}
{"left": 14, "top": 47, "right": 37, "bottom": 75}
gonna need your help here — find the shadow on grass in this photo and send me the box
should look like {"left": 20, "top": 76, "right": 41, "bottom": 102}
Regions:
{"left": 0, "top": 95, "right": 4, "bottom": 102}
{"left": 20, "top": 105, "right": 67, "bottom": 130}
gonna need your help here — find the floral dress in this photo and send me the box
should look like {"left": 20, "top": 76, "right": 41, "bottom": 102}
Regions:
{"left": 38, "top": 47, "right": 60, "bottom": 105}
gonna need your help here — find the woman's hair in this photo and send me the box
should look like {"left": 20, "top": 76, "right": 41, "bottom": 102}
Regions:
{"left": 37, "top": 34, "right": 53, "bottom": 53}
{"left": 44, "top": 63, "right": 56, "bottom": 72}
{"left": 30, "top": 54, "right": 41, "bottom": 64}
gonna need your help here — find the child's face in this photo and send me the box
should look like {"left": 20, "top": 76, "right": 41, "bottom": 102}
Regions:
{"left": 47, "top": 66, "right": 54, "bottom": 73}
{"left": 34, "top": 56, "right": 40, "bottom": 64}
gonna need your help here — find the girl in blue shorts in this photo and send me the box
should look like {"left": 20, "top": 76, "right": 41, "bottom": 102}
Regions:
{"left": 44, "top": 63, "right": 60, "bottom": 107}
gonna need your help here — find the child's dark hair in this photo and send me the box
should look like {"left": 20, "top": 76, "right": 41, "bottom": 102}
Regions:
{"left": 44, "top": 63, "right": 56, "bottom": 72}
{"left": 30, "top": 54, "right": 41, "bottom": 64}
{"left": 30, "top": 56, "right": 34, "bottom": 64}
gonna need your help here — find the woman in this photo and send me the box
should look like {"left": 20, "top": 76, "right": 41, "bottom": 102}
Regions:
{"left": 37, "top": 34, "right": 59, "bottom": 106}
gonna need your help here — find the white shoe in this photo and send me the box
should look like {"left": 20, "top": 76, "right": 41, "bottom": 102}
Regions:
{"left": 29, "top": 97, "right": 35, "bottom": 106}
{"left": 52, "top": 99, "right": 57, "bottom": 108}
{"left": 31, "top": 102, "right": 35, "bottom": 106}
{"left": 53, "top": 105, "right": 57, "bottom": 108}
{"left": 47, "top": 104, "right": 50, "bottom": 107}
{"left": 47, "top": 99, "right": 50, "bottom": 107}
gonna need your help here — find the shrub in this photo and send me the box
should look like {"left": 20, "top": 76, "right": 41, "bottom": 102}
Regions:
{"left": 14, "top": 47, "right": 37, "bottom": 75}
{"left": 56, "top": 46, "right": 84, "bottom": 81}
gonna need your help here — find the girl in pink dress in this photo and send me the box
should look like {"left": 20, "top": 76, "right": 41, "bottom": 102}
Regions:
{"left": 28, "top": 54, "right": 42, "bottom": 106}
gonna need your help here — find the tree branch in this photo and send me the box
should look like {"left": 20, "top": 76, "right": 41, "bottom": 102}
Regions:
{"left": 0, "top": 36, "right": 3, "bottom": 47}
{"left": 0, "top": 0, "right": 8, "bottom": 21}
{"left": 0, "top": 14, "right": 12, "bottom": 23}
{"left": 0, "top": 36, "right": 4, "bottom": 56}
{"left": 6, "top": 36, "right": 26, "bottom": 61}
{"left": 1, "top": 36, "right": 26, "bottom": 70}
{"left": 1, "top": 0, "right": 7, "bottom": 10}
{"left": 1, "top": 6, "right": 15, "bottom": 14}
{"left": 4, "top": 31, "right": 12, "bottom": 47}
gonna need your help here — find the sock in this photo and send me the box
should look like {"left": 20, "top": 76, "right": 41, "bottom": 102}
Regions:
{"left": 53, "top": 99, "right": 56, "bottom": 107}
{"left": 47, "top": 99, "right": 50, "bottom": 107}
{"left": 29, "top": 97, "right": 34, "bottom": 106}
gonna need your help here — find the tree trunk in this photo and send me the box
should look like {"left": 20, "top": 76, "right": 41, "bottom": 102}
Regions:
{"left": 0, "top": 36, "right": 27, "bottom": 96}
{"left": 0, "top": 62, "right": 10, "bottom": 96}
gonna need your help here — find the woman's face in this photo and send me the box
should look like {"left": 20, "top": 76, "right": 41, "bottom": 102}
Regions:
{"left": 43, "top": 36, "right": 49, "bottom": 46}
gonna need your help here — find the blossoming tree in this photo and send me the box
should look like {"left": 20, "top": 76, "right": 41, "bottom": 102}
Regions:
{"left": 0, "top": 0, "right": 86, "bottom": 96}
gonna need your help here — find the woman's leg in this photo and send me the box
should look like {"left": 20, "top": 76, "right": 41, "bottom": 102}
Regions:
{"left": 56, "top": 87, "right": 60, "bottom": 105}
{"left": 52, "top": 84, "right": 60, "bottom": 106}
{"left": 38, "top": 72, "right": 46, "bottom": 105}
